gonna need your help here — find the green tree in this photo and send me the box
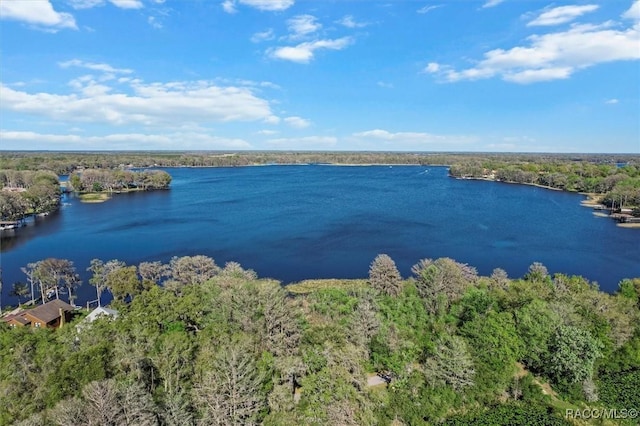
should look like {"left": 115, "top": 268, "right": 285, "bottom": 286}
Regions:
{"left": 545, "top": 325, "right": 603, "bottom": 385}
{"left": 10, "top": 282, "right": 30, "bottom": 306}
{"left": 88, "top": 259, "right": 125, "bottom": 306}
{"left": 513, "top": 299, "right": 559, "bottom": 371}
{"left": 461, "top": 311, "right": 523, "bottom": 398}
{"left": 0, "top": 191, "right": 27, "bottom": 221}
{"left": 105, "top": 265, "right": 143, "bottom": 301}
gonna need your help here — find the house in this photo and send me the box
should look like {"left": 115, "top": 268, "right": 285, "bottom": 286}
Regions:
{"left": 76, "top": 306, "right": 118, "bottom": 334}
{"left": 84, "top": 306, "right": 118, "bottom": 323}
{"left": 1, "top": 299, "right": 74, "bottom": 329}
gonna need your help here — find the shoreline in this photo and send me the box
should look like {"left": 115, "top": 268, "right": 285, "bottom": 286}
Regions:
{"left": 453, "top": 175, "right": 563, "bottom": 191}
{"left": 453, "top": 176, "right": 639, "bottom": 229}
{"left": 76, "top": 186, "right": 169, "bottom": 203}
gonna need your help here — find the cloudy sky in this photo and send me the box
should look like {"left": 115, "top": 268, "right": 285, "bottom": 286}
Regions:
{"left": 1, "top": 0, "right": 638, "bottom": 152}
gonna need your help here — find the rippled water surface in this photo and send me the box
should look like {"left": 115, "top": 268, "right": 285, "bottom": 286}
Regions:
{"left": 2, "top": 165, "right": 639, "bottom": 304}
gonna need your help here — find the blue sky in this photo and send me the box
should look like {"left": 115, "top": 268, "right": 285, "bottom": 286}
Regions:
{"left": 1, "top": 0, "right": 638, "bottom": 152}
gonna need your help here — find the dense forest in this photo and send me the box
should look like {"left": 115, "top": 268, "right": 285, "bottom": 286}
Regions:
{"left": 0, "top": 170, "right": 61, "bottom": 221}
{"left": 67, "top": 169, "right": 172, "bottom": 193}
{"left": 0, "top": 169, "right": 171, "bottom": 222}
{"left": 1, "top": 255, "right": 639, "bottom": 425}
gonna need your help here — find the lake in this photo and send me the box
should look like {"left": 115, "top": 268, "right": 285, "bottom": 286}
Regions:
{"left": 1, "top": 165, "right": 639, "bottom": 305}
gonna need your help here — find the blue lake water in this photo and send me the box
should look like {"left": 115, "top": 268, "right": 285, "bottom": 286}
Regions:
{"left": 1, "top": 165, "right": 638, "bottom": 305}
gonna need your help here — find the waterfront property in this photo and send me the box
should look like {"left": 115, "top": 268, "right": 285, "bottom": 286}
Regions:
{"left": 1, "top": 299, "right": 74, "bottom": 329}
{"left": 0, "top": 221, "right": 22, "bottom": 230}
{"left": 83, "top": 306, "right": 119, "bottom": 323}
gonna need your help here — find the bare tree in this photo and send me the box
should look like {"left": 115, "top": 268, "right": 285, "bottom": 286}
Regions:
{"left": 254, "top": 281, "right": 300, "bottom": 358}
{"left": 161, "top": 392, "right": 194, "bottom": 426}
{"left": 49, "top": 397, "right": 88, "bottom": 426}
{"left": 138, "top": 261, "right": 170, "bottom": 286}
{"left": 82, "top": 379, "right": 124, "bottom": 426}
{"left": 349, "top": 293, "right": 380, "bottom": 349}
{"left": 21, "top": 262, "right": 39, "bottom": 304}
{"left": 489, "top": 268, "right": 510, "bottom": 291}
{"left": 525, "top": 262, "right": 549, "bottom": 282}
{"left": 424, "top": 335, "right": 476, "bottom": 391}
{"left": 33, "top": 258, "right": 81, "bottom": 305}
{"left": 169, "top": 256, "right": 220, "bottom": 286}
{"left": 368, "top": 254, "right": 403, "bottom": 297}
{"left": 219, "top": 261, "right": 258, "bottom": 281}
{"left": 119, "top": 382, "right": 159, "bottom": 426}
{"left": 411, "top": 257, "right": 477, "bottom": 314}
{"left": 193, "top": 344, "right": 266, "bottom": 426}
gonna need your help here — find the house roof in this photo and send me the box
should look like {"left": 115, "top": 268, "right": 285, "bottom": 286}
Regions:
{"left": 85, "top": 306, "right": 119, "bottom": 323}
{"left": 23, "top": 299, "right": 74, "bottom": 324}
{"left": 3, "top": 313, "right": 30, "bottom": 325}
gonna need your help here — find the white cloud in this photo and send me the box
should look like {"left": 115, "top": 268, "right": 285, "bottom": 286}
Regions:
{"left": 59, "top": 59, "right": 133, "bottom": 74}
{"left": 482, "top": 0, "right": 504, "bottom": 9}
{"left": 0, "top": 130, "right": 252, "bottom": 150}
{"left": 241, "top": 0, "right": 293, "bottom": 10}
{"left": 623, "top": 0, "right": 640, "bottom": 21}
{"left": 352, "top": 129, "right": 476, "bottom": 148}
{"left": 417, "top": 5, "right": 442, "bottom": 14}
{"left": 266, "top": 136, "right": 338, "bottom": 149}
{"left": 109, "top": 0, "right": 143, "bottom": 9}
{"left": 428, "top": 20, "right": 640, "bottom": 83}
{"left": 0, "top": 75, "right": 278, "bottom": 126}
{"left": 68, "top": 0, "right": 143, "bottom": 9}
{"left": 222, "top": 0, "right": 236, "bottom": 13}
{"left": 377, "top": 81, "right": 394, "bottom": 88}
{"left": 505, "top": 67, "right": 573, "bottom": 83}
{"left": 284, "top": 116, "right": 311, "bottom": 128}
{"left": 223, "top": 0, "right": 294, "bottom": 13}
{"left": 251, "top": 29, "right": 275, "bottom": 43}
{"left": 287, "top": 15, "right": 321, "bottom": 38}
{"left": 337, "top": 15, "right": 368, "bottom": 28}
{"left": 68, "top": 0, "right": 103, "bottom": 9}
{"left": 605, "top": 98, "right": 619, "bottom": 104}
{"left": 424, "top": 62, "right": 440, "bottom": 73}
{"left": 256, "top": 129, "right": 279, "bottom": 135}
{"left": 0, "top": 0, "right": 77, "bottom": 30}
{"left": 148, "top": 16, "right": 162, "bottom": 29}
{"left": 528, "top": 5, "right": 599, "bottom": 27}
{"left": 269, "top": 37, "right": 352, "bottom": 63}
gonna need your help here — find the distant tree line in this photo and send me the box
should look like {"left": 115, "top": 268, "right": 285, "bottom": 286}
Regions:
{"left": 2, "top": 254, "right": 639, "bottom": 425}
{"left": 450, "top": 160, "right": 640, "bottom": 214}
{"left": 1, "top": 151, "right": 638, "bottom": 175}
{"left": 0, "top": 170, "right": 61, "bottom": 221}
{"left": 69, "top": 169, "right": 171, "bottom": 193}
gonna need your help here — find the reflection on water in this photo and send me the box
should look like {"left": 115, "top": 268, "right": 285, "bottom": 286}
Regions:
{"left": 1, "top": 210, "right": 63, "bottom": 252}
